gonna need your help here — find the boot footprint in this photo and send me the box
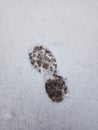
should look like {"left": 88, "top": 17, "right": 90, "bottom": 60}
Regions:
{"left": 29, "top": 45, "right": 68, "bottom": 102}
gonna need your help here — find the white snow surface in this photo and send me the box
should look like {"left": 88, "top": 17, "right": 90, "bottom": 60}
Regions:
{"left": 0, "top": 0, "right": 98, "bottom": 130}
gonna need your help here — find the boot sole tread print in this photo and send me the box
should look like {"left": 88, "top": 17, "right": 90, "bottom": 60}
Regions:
{"left": 29, "top": 45, "right": 68, "bottom": 102}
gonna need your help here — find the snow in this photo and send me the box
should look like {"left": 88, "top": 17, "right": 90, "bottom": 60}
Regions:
{"left": 0, "top": 0, "right": 98, "bottom": 130}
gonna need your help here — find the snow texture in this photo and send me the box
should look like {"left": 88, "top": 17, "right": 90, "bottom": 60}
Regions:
{"left": 0, "top": 0, "right": 98, "bottom": 130}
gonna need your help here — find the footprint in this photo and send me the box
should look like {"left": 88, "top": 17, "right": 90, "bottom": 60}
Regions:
{"left": 29, "top": 45, "right": 68, "bottom": 102}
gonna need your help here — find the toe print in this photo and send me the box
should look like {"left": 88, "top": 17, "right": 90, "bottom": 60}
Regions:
{"left": 29, "top": 46, "right": 57, "bottom": 75}
{"left": 29, "top": 45, "right": 68, "bottom": 102}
